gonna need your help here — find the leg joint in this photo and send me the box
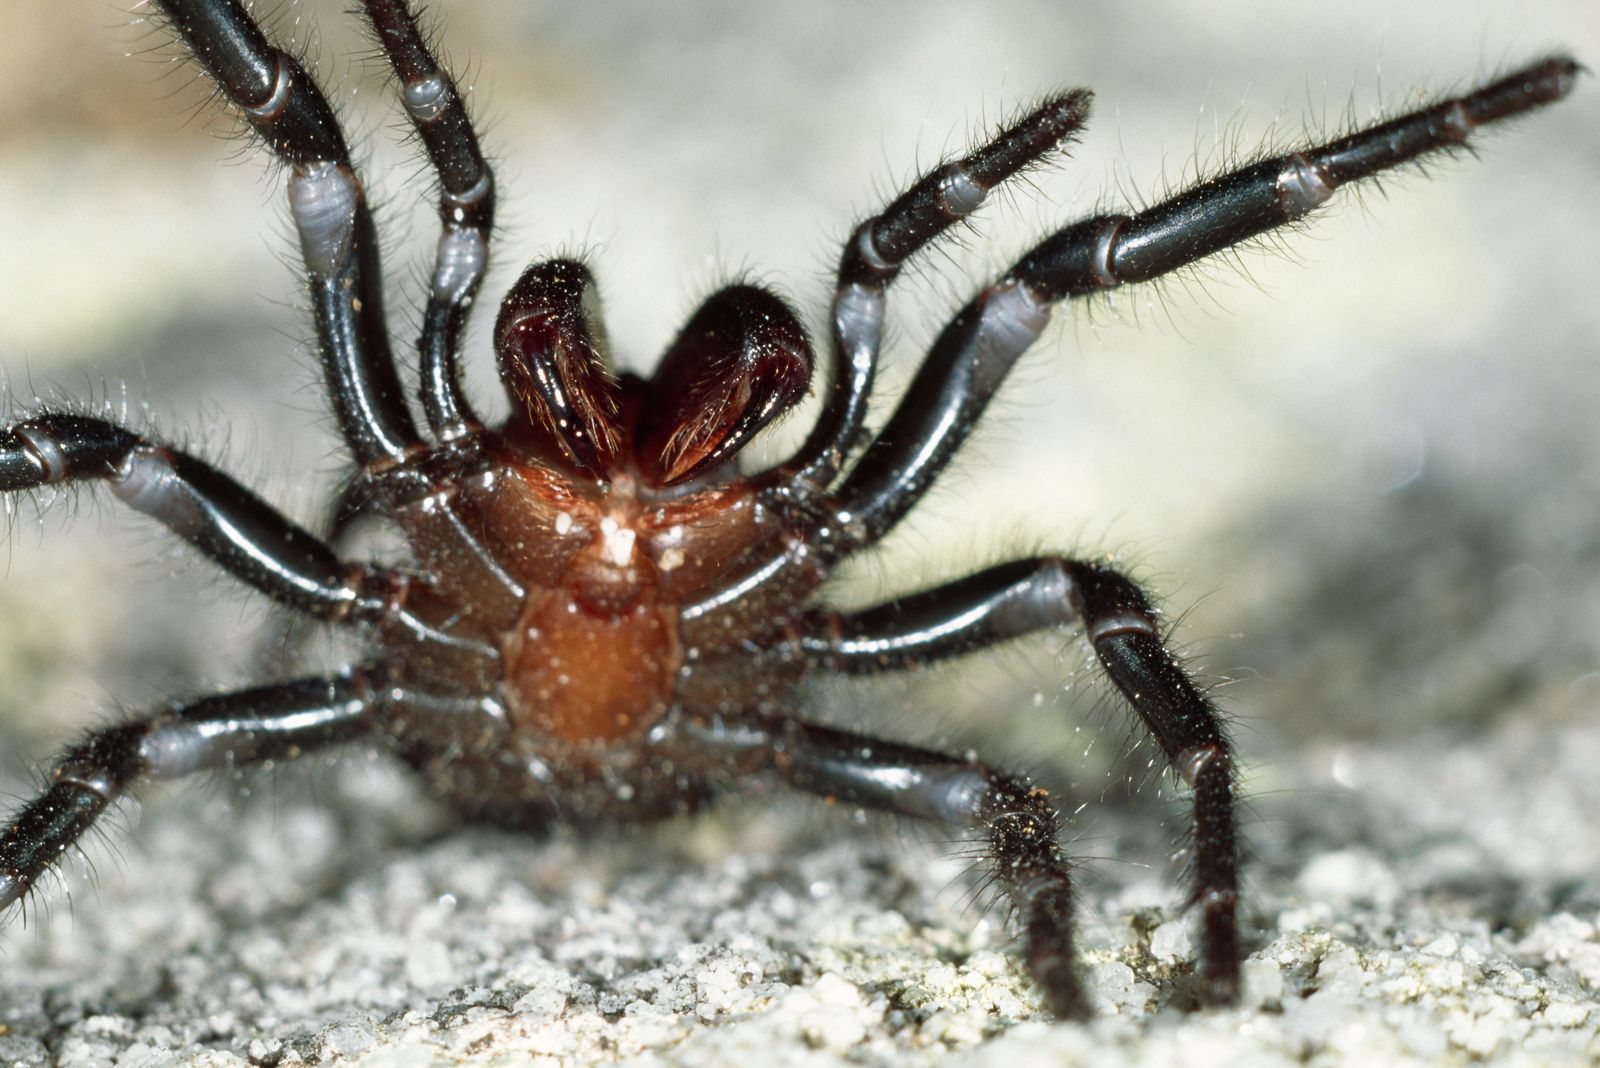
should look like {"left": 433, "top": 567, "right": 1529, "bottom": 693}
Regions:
{"left": 55, "top": 722, "right": 150, "bottom": 799}
{"left": 935, "top": 161, "right": 986, "bottom": 217}
{"left": 1175, "top": 742, "right": 1230, "bottom": 788}
{"left": 12, "top": 424, "right": 68, "bottom": 483}
{"left": 401, "top": 73, "right": 450, "bottom": 122}
{"left": 243, "top": 50, "right": 295, "bottom": 121}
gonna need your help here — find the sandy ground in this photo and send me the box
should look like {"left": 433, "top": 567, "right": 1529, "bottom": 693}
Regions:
{"left": 2, "top": 1, "right": 1599, "bottom": 1065}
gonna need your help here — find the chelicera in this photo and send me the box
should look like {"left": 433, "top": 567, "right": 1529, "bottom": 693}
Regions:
{"left": 0, "top": 0, "right": 1577, "bottom": 1018}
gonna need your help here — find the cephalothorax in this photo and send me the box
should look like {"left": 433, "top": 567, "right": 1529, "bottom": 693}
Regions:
{"left": 0, "top": 0, "right": 1577, "bottom": 1017}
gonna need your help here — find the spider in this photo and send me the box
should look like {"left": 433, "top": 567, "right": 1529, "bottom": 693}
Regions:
{"left": 0, "top": 0, "right": 1578, "bottom": 1020}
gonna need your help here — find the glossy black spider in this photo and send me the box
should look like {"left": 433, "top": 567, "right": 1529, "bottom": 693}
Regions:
{"left": 0, "top": 0, "right": 1578, "bottom": 1019}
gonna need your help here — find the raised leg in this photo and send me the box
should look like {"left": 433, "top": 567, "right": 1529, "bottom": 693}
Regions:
{"left": 770, "top": 92, "right": 1091, "bottom": 494}
{"left": 0, "top": 670, "right": 380, "bottom": 914}
{"left": 829, "top": 56, "right": 1579, "bottom": 548}
{"left": 155, "top": 0, "right": 419, "bottom": 464}
{"left": 362, "top": 0, "right": 495, "bottom": 441}
{"left": 790, "top": 556, "right": 1239, "bottom": 1003}
{"left": 0, "top": 413, "right": 493, "bottom": 655}
{"left": 688, "top": 56, "right": 1578, "bottom": 625}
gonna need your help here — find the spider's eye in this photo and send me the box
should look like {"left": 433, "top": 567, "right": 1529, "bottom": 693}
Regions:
{"left": 636, "top": 285, "right": 813, "bottom": 486}
{"left": 494, "top": 259, "right": 623, "bottom": 477}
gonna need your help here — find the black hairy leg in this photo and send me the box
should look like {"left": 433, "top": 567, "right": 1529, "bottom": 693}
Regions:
{"left": 0, "top": 672, "right": 377, "bottom": 912}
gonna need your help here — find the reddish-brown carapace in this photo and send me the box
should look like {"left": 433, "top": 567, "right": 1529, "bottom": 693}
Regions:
{"left": 0, "top": 0, "right": 1579, "bottom": 1021}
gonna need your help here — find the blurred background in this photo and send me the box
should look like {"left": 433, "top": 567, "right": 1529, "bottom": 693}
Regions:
{"left": 0, "top": 0, "right": 1598, "bottom": 1055}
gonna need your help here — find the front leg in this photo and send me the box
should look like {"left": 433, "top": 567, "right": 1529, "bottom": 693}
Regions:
{"left": 828, "top": 56, "right": 1578, "bottom": 551}
{"left": 797, "top": 556, "right": 1240, "bottom": 1004}
{"left": 362, "top": 0, "right": 496, "bottom": 441}
{"left": 155, "top": 0, "right": 418, "bottom": 464}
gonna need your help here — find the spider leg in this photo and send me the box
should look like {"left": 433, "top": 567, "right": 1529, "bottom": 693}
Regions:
{"left": 693, "top": 715, "right": 1087, "bottom": 1018}
{"left": 0, "top": 413, "right": 494, "bottom": 656}
{"left": 685, "top": 56, "right": 1578, "bottom": 627}
{"left": 0, "top": 669, "right": 380, "bottom": 915}
{"left": 830, "top": 55, "right": 1579, "bottom": 547}
{"left": 362, "top": 0, "right": 495, "bottom": 441}
{"left": 155, "top": 0, "right": 419, "bottom": 465}
{"left": 770, "top": 92, "right": 1091, "bottom": 493}
{"left": 791, "top": 556, "right": 1239, "bottom": 1003}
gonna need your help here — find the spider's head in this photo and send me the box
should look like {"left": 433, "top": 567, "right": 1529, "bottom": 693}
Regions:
{"left": 494, "top": 259, "right": 812, "bottom": 489}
